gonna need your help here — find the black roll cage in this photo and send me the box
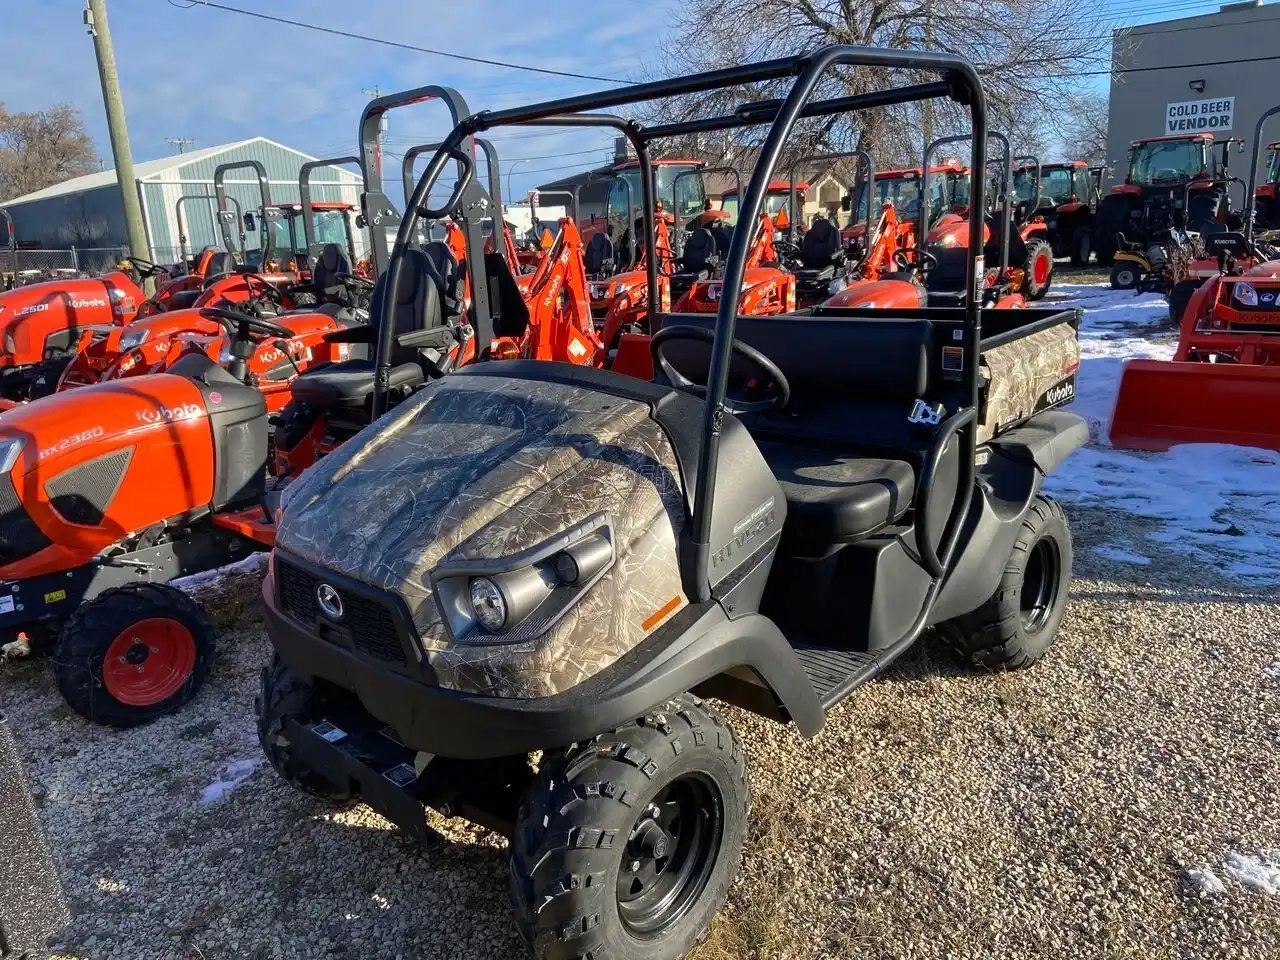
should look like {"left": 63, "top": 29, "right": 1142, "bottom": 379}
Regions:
{"left": 923, "top": 131, "right": 1011, "bottom": 276}
{"left": 786, "top": 150, "right": 873, "bottom": 241}
{"left": 174, "top": 193, "right": 241, "bottom": 264}
{"left": 0, "top": 207, "right": 14, "bottom": 287}
{"left": 1246, "top": 105, "right": 1280, "bottom": 243}
{"left": 297, "top": 156, "right": 365, "bottom": 270}
{"left": 213, "top": 160, "right": 278, "bottom": 264}
{"left": 379, "top": 48, "right": 987, "bottom": 607}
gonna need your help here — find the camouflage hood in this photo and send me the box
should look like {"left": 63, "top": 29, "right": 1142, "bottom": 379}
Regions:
{"left": 275, "top": 371, "right": 689, "bottom": 698}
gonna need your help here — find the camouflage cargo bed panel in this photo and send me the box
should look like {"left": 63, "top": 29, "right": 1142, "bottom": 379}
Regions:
{"left": 978, "top": 320, "right": 1080, "bottom": 444}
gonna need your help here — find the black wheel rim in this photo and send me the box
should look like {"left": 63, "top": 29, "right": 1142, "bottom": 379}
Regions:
{"left": 1020, "top": 537, "right": 1061, "bottom": 634}
{"left": 616, "top": 772, "right": 723, "bottom": 938}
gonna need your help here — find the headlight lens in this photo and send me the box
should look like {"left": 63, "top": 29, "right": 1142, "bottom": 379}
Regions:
{"left": 939, "top": 234, "right": 960, "bottom": 247}
{"left": 0, "top": 437, "right": 25, "bottom": 474}
{"left": 469, "top": 577, "right": 508, "bottom": 632}
{"left": 118, "top": 326, "right": 150, "bottom": 351}
{"left": 1234, "top": 282, "right": 1258, "bottom": 306}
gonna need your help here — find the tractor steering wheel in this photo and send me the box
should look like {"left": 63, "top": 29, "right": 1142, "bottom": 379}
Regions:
{"left": 773, "top": 238, "right": 803, "bottom": 263}
{"left": 651, "top": 325, "right": 790, "bottom": 414}
{"left": 338, "top": 273, "right": 376, "bottom": 292}
{"left": 894, "top": 248, "right": 938, "bottom": 274}
{"left": 242, "top": 272, "right": 286, "bottom": 304}
{"left": 126, "top": 256, "right": 166, "bottom": 278}
{"left": 200, "top": 306, "right": 294, "bottom": 343}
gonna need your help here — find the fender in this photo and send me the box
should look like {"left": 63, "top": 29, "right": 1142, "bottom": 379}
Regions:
{"left": 821, "top": 277, "right": 925, "bottom": 310}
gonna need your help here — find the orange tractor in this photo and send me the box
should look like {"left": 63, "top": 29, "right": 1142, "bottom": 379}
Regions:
{"left": 1255, "top": 140, "right": 1280, "bottom": 231}
{"left": 1110, "top": 105, "right": 1280, "bottom": 454}
{"left": 1014, "top": 160, "right": 1101, "bottom": 266}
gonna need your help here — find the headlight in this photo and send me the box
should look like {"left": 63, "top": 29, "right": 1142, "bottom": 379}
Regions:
{"left": 434, "top": 515, "right": 615, "bottom": 643}
{"left": 1234, "top": 282, "right": 1258, "bottom": 306}
{"left": 468, "top": 578, "right": 508, "bottom": 632}
{"left": 118, "top": 327, "right": 150, "bottom": 351}
{"left": 938, "top": 234, "right": 960, "bottom": 247}
{"left": 0, "top": 437, "right": 24, "bottom": 474}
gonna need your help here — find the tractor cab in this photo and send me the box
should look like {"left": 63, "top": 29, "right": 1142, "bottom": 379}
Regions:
{"left": 268, "top": 202, "right": 359, "bottom": 271}
{"left": 1254, "top": 141, "right": 1280, "bottom": 230}
{"left": 1013, "top": 160, "right": 1098, "bottom": 265}
{"left": 719, "top": 180, "right": 805, "bottom": 225}
{"left": 845, "top": 164, "right": 969, "bottom": 243}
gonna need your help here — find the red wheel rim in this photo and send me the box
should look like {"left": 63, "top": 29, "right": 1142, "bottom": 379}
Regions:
{"left": 101, "top": 618, "right": 197, "bottom": 706}
{"left": 1034, "top": 251, "right": 1051, "bottom": 285}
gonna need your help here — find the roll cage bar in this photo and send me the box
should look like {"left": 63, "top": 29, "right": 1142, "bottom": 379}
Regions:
{"left": 175, "top": 194, "right": 242, "bottom": 264}
{"left": 1246, "top": 105, "right": 1280, "bottom": 243}
{"left": 786, "top": 150, "right": 873, "bottom": 241}
{"left": 385, "top": 49, "right": 987, "bottom": 611}
{"left": 213, "top": 160, "right": 278, "bottom": 264}
{"left": 1012, "top": 154, "right": 1044, "bottom": 215}
{"left": 923, "top": 131, "right": 1012, "bottom": 277}
{"left": 0, "top": 208, "right": 14, "bottom": 288}
{"left": 298, "top": 156, "right": 366, "bottom": 271}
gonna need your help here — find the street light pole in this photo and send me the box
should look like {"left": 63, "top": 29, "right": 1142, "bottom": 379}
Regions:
{"left": 507, "top": 159, "right": 528, "bottom": 211}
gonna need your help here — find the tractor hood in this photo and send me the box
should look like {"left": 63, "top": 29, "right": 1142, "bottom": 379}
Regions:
{"left": 0, "top": 274, "right": 142, "bottom": 368}
{"left": 275, "top": 368, "right": 689, "bottom": 698}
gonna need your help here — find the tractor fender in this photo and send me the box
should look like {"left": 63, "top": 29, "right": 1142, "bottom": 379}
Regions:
{"left": 821, "top": 278, "right": 925, "bottom": 310}
{"left": 0, "top": 276, "right": 140, "bottom": 368}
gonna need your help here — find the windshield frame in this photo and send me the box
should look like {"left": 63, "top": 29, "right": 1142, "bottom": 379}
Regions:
{"left": 1128, "top": 138, "right": 1210, "bottom": 186}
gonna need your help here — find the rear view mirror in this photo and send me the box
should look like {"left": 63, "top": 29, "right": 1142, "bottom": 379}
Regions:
{"left": 243, "top": 212, "right": 257, "bottom": 232}
{"left": 840, "top": 194, "right": 852, "bottom": 212}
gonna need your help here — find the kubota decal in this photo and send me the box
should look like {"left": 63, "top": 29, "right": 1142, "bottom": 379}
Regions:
{"left": 137, "top": 402, "right": 202, "bottom": 424}
{"left": 15, "top": 303, "right": 49, "bottom": 317}
{"left": 1033, "top": 375, "right": 1077, "bottom": 413}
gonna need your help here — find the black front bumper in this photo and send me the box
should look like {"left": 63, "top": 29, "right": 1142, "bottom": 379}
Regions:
{"left": 263, "top": 558, "right": 823, "bottom": 760}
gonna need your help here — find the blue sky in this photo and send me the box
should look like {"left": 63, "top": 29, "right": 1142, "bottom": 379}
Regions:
{"left": 3, "top": 0, "right": 1233, "bottom": 201}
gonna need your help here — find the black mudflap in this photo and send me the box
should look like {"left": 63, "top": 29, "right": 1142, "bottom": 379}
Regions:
{"left": 286, "top": 707, "right": 532, "bottom": 840}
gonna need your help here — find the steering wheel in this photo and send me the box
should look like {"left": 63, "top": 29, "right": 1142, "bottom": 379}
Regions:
{"left": 241, "top": 272, "right": 286, "bottom": 304}
{"left": 126, "top": 256, "right": 166, "bottom": 278}
{"left": 200, "top": 306, "right": 294, "bottom": 342}
{"left": 773, "top": 238, "right": 803, "bottom": 262}
{"left": 650, "top": 325, "right": 790, "bottom": 414}
{"left": 338, "top": 273, "right": 376, "bottom": 292}
{"left": 894, "top": 248, "right": 938, "bottom": 274}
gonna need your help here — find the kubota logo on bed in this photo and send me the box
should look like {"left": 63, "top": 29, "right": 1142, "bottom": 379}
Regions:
{"left": 136, "top": 402, "right": 202, "bottom": 424}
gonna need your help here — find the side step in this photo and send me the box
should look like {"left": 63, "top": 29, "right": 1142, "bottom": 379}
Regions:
{"left": 791, "top": 643, "right": 902, "bottom": 710}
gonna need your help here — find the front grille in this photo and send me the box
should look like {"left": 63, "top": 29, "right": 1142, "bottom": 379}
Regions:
{"left": 45, "top": 448, "right": 133, "bottom": 526}
{"left": 0, "top": 474, "right": 52, "bottom": 567}
{"left": 276, "top": 558, "right": 407, "bottom": 666}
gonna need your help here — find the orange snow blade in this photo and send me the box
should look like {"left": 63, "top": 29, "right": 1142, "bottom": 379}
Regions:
{"left": 1110, "top": 358, "right": 1280, "bottom": 452}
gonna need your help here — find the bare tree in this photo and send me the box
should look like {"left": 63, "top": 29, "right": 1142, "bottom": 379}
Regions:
{"left": 0, "top": 103, "right": 98, "bottom": 200}
{"left": 1058, "top": 91, "right": 1110, "bottom": 165}
{"left": 643, "top": 0, "right": 1112, "bottom": 168}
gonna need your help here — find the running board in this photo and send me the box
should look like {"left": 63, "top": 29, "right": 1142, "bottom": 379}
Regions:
{"left": 791, "top": 643, "right": 904, "bottom": 710}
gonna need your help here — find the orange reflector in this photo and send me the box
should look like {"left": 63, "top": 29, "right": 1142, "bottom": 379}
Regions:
{"left": 642, "top": 595, "right": 682, "bottom": 631}
{"left": 540, "top": 228, "right": 555, "bottom": 250}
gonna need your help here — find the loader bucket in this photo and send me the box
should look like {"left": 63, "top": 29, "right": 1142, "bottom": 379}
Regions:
{"left": 1110, "top": 358, "right": 1280, "bottom": 452}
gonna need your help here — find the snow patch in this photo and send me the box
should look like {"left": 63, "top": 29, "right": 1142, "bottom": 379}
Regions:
{"left": 1264, "top": 661, "right": 1280, "bottom": 680}
{"left": 1092, "top": 544, "right": 1152, "bottom": 566}
{"left": 1222, "top": 851, "right": 1280, "bottom": 895}
{"left": 171, "top": 552, "right": 268, "bottom": 591}
{"left": 198, "top": 757, "right": 264, "bottom": 805}
{"left": 1044, "top": 284, "right": 1280, "bottom": 584}
{"left": 1182, "top": 866, "right": 1227, "bottom": 896}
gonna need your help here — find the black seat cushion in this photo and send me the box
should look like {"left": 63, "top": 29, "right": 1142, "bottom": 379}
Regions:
{"left": 801, "top": 217, "right": 841, "bottom": 267}
{"left": 681, "top": 228, "right": 717, "bottom": 273}
{"left": 759, "top": 441, "right": 915, "bottom": 552}
{"left": 585, "top": 232, "right": 615, "bottom": 276}
{"left": 311, "top": 243, "right": 351, "bottom": 292}
{"left": 289, "top": 359, "right": 424, "bottom": 409}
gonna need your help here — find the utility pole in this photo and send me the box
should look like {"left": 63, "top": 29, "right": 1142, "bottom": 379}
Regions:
{"left": 362, "top": 86, "right": 389, "bottom": 142}
{"left": 84, "top": 0, "right": 151, "bottom": 288}
{"left": 165, "top": 137, "right": 196, "bottom": 154}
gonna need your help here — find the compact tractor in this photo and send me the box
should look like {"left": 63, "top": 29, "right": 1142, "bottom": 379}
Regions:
{"left": 1255, "top": 140, "right": 1280, "bottom": 231}
{"left": 1111, "top": 105, "right": 1280, "bottom": 454}
{"left": 253, "top": 49, "right": 1086, "bottom": 960}
{"left": 1014, "top": 160, "right": 1100, "bottom": 265}
{"left": 1094, "top": 132, "right": 1244, "bottom": 269}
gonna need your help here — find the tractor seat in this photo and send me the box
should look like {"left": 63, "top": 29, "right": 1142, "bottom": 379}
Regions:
{"left": 758, "top": 441, "right": 915, "bottom": 554}
{"left": 800, "top": 217, "right": 843, "bottom": 269}
{"left": 311, "top": 243, "right": 351, "bottom": 292}
{"left": 287, "top": 245, "right": 453, "bottom": 411}
{"left": 584, "top": 232, "right": 616, "bottom": 277}
{"left": 202, "top": 252, "right": 238, "bottom": 283}
{"left": 680, "top": 228, "right": 717, "bottom": 274}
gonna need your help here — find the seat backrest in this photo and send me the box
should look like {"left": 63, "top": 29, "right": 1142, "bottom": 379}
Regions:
{"left": 422, "top": 240, "right": 460, "bottom": 315}
{"left": 681, "top": 228, "right": 717, "bottom": 272}
{"left": 801, "top": 217, "right": 841, "bottom": 265}
{"left": 709, "top": 222, "right": 733, "bottom": 257}
{"left": 585, "top": 232, "right": 615, "bottom": 275}
{"left": 985, "top": 212, "right": 1028, "bottom": 266}
{"left": 367, "top": 247, "right": 446, "bottom": 367}
{"left": 311, "top": 243, "right": 351, "bottom": 291}
{"left": 485, "top": 250, "right": 531, "bottom": 338}
{"left": 203, "top": 252, "right": 237, "bottom": 283}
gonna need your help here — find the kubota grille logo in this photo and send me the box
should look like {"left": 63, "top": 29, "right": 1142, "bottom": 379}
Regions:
{"left": 137, "top": 402, "right": 202, "bottom": 424}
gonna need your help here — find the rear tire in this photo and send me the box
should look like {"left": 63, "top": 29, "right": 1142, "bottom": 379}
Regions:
{"left": 1168, "top": 278, "right": 1200, "bottom": 326}
{"left": 1109, "top": 261, "right": 1140, "bottom": 290}
{"left": 939, "top": 496, "right": 1072, "bottom": 670}
{"left": 54, "top": 583, "right": 215, "bottom": 727}
{"left": 256, "top": 655, "right": 356, "bottom": 801}
{"left": 1070, "top": 226, "right": 1091, "bottom": 267}
{"left": 1022, "top": 239, "right": 1053, "bottom": 300}
{"left": 509, "top": 695, "right": 748, "bottom": 960}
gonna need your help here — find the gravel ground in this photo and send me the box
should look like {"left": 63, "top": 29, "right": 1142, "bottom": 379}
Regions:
{"left": 4, "top": 499, "right": 1277, "bottom": 960}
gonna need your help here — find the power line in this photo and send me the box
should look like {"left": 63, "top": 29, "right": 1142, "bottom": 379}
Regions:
{"left": 166, "top": 0, "right": 627, "bottom": 83}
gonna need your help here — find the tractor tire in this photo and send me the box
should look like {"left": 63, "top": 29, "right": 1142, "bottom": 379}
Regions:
{"left": 938, "top": 496, "right": 1072, "bottom": 670}
{"left": 509, "top": 694, "right": 748, "bottom": 960}
{"left": 256, "top": 655, "right": 356, "bottom": 802}
{"left": 54, "top": 583, "right": 215, "bottom": 727}
{"left": 1168, "top": 278, "right": 1201, "bottom": 326}
{"left": 1070, "top": 226, "right": 1092, "bottom": 267}
{"left": 1023, "top": 239, "right": 1053, "bottom": 300}
{"left": 1109, "top": 261, "right": 1141, "bottom": 290}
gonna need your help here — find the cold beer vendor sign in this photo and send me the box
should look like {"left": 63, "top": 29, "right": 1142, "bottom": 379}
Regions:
{"left": 1165, "top": 96, "right": 1234, "bottom": 134}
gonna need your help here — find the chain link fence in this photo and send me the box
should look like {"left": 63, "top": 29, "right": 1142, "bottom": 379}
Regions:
{"left": 1, "top": 246, "right": 130, "bottom": 286}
